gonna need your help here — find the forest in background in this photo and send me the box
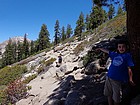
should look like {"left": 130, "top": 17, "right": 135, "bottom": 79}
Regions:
{"left": 0, "top": 1, "right": 125, "bottom": 69}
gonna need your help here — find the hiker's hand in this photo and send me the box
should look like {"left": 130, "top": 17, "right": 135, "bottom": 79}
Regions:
{"left": 129, "top": 80, "right": 135, "bottom": 86}
{"left": 95, "top": 48, "right": 109, "bottom": 54}
{"left": 95, "top": 48, "right": 100, "bottom": 51}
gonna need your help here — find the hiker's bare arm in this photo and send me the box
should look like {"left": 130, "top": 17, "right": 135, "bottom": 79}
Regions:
{"left": 128, "top": 67, "right": 135, "bottom": 86}
{"left": 96, "top": 48, "right": 109, "bottom": 54}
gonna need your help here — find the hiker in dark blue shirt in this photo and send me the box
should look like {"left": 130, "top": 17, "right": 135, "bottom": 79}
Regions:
{"left": 96, "top": 40, "right": 135, "bottom": 105}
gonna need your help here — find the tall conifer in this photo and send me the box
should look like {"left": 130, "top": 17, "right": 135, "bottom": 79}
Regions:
{"left": 30, "top": 40, "right": 35, "bottom": 55}
{"left": 17, "top": 41, "right": 23, "bottom": 61}
{"left": 61, "top": 26, "right": 66, "bottom": 41}
{"left": 66, "top": 24, "right": 73, "bottom": 38}
{"left": 90, "top": 6, "right": 106, "bottom": 29}
{"left": 54, "top": 20, "right": 60, "bottom": 45}
{"left": 85, "top": 14, "right": 91, "bottom": 31}
{"left": 108, "top": 4, "right": 115, "bottom": 20}
{"left": 38, "top": 24, "right": 50, "bottom": 50}
{"left": 74, "top": 12, "right": 85, "bottom": 40}
{"left": 117, "top": 4, "right": 124, "bottom": 15}
{"left": 23, "top": 33, "right": 29, "bottom": 58}
{"left": 3, "top": 38, "right": 14, "bottom": 65}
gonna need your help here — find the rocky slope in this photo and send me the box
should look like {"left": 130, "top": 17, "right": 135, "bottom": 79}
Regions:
{"left": 16, "top": 34, "right": 140, "bottom": 105}
{"left": 3, "top": 14, "right": 140, "bottom": 105}
{"left": 13, "top": 34, "right": 120, "bottom": 105}
{"left": 16, "top": 37, "right": 92, "bottom": 105}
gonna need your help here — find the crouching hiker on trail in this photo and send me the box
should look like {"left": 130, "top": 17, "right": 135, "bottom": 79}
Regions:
{"left": 96, "top": 40, "right": 135, "bottom": 105}
{"left": 58, "top": 53, "right": 62, "bottom": 64}
{"left": 56, "top": 53, "right": 62, "bottom": 67}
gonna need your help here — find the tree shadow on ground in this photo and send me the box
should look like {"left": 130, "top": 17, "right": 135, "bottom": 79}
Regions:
{"left": 43, "top": 75, "right": 108, "bottom": 105}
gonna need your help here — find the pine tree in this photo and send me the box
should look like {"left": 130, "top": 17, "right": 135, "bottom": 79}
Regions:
{"left": 103, "top": 9, "right": 108, "bottom": 22}
{"left": 17, "top": 41, "right": 23, "bottom": 61}
{"left": 3, "top": 38, "right": 14, "bottom": 65}
{"left": 0, "top": 58, "right": 4, "bottom": 69}
{"left": 90, "top": 6, "right": 106, "bottom": 29}
{"left": 85, "top": 14, "right": 91, "bottom": 31}
{"left": 54, "top": 20, "right": 60, "bottom": 45}
{"left": 30, "top": 40, "right": 35, "bottom": 55}
{"left": 61, "top": 26, "right": 66, "bottom": 41}
{"left": 92, "top": 0, "right": 108, "bottom": 6}
{"left": 23, "top": 33, "right": 30, "bottom": 58}
{"left": 66, "top": 24, "right": 73, "bottom": 38}
{"left": 12, "top": 42, "right": 18, "bottom": 62}
{"left": 38, "top": 24, "right": 50, "bottom": 51}
{"left": 108, "top": 4, "right": 115, "bottom": 20}
{"left": 74, "top": 12, "right": 85, "bottom": 40}
{"left": 1, "top": 55, "right": 6, "bottom": 68}
{"left": 117, "top": 4, "right": 124, "bottom": 15}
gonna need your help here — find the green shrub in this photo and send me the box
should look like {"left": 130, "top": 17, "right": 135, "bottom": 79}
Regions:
{"left": 27, "top": 86, "right": 32, "bottom": 90}
{"left": 6, "top": 79, "right": 27, "bottom": 104}
{"left": 0, "top": 65, "right": 27, "bottom": 86}
{"left": 44, "top": 58, "right": 56, "bottom": 67}
{"left": 83, "top": 50, "right": 101, "bottom": 67}
{"left": 23, "top": 74, "right": 37, "bottom": 84}
{"left": 37, "top": 58, "right": 56, "bottom": 74}
{"left": 0, "top": 79, "right": 28, "bottom": 104}
{"left": 0, "top": 85, "right": 6, "bottom": 91}
{"left": 73, "top": 40, "right": 88, "bottom": 55}
{"left": 37, "top": 65, "right": 44, "bottom": 74}
{"left": 0, "top": 89, "right": 7, "bottom": 104}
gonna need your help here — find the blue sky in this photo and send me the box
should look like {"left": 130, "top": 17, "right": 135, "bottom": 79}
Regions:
{"left": 0, "top": 0, "right": 93, "bottom": 43}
